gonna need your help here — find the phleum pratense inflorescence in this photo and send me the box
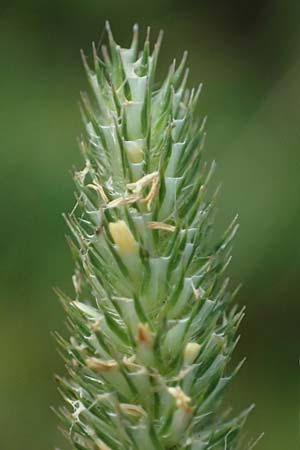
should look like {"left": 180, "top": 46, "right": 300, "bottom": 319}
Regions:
{"left": 54, "top": 22, "right": 253, "bottom": 450}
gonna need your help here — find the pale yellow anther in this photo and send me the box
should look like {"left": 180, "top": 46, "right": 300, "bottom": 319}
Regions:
{"left": 86, "top": 181, "right": 108, "bottom": 203}
{"left": 107, "top": 194, "right": 141, "bottom": 209}
{"left": 109, "top": 220, "right": 138, "bottom": 255}
{"left": 168, "top": 386, "right": 191, "bottom": 411}
{"left": 142, "top": 175, "right": 159, "bottom": 210}
{"left": 147, "top": 221, "right": 176, "bottom": 232}
{"left": 86, "top": 357, "right": 118, "bottom": 372}
{"left": 191, "top": 281, "right": 205, "bottom": 300}
{"left": 126, "top": 172, "right": 159, "bottom": 210}
{"left": 123, "top": 355, "right": 140, "bottom": 370}
{"left": 74, "top": 160, "right": 91, "bottom": 184}
{"left": 127, "top": 146, "right": 144, "bottom": 163}
{"left": 127, "top": 171, "right": 158, "bottom": 194}
{"left": 95, "top": 438, "right": 113, "bottom": 450}
{"left": 184, "top": 342, "right": 201, "bottom": 364}
{"left": 119, "top": 403, "right": 146, "bottom": 417}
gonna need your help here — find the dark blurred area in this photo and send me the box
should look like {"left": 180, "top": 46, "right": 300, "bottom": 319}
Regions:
{"left": 0, "top": 1, "right": 299, "bottom": 449}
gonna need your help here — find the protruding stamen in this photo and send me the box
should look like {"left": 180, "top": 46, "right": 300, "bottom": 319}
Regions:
{"left": 127, "top": 171, "right": 158, "bottom": 194}
{"left": 184, "top": 342, "right": 201, "bottom": 364}
{"left": 95, "top": 438, "right": 113, "bottom": 450}
{"left": 147, "top": 221, "right": 175, "bottom": 232}
{"left": 109, "top": 220, "right": 138, "bottom": 255}
{"left": 119, "top": 403, "right": 146, "bottom": 418}
{"left": 107, "top": 194, "right": 141, "bottom": 209}
{"left": 86, "top": 357, "right": 118, "bottom": 372}
{"left": 137, "top": 323, "right": 152, "bottom": 344}
{"left": 86, "top": 181, "right": 108, "bottom": 203}
{"left": 168, "top": 386, "right": 192, "bottom": 412}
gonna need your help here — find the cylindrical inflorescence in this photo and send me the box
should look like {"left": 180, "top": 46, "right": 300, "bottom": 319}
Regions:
{"left": 55, "top": 22, "right": 252, "bottom": 450}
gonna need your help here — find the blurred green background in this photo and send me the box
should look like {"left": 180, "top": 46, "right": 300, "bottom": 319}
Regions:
{"left": 0, "top": 1, "right": 299, "bottom": 449}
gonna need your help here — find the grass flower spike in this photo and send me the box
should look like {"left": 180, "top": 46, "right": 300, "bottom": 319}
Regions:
{"left": 55, "top": 22, "right": 253, "bottom": 450}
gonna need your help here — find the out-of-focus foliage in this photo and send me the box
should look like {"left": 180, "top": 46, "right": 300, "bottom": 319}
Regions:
{"left": 0, "top": 1, "right": 299, "bottom": 449}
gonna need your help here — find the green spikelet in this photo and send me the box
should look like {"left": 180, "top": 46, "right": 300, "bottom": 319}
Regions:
{"left": 55, "top": 22, "right": 253, "bottom": 450}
